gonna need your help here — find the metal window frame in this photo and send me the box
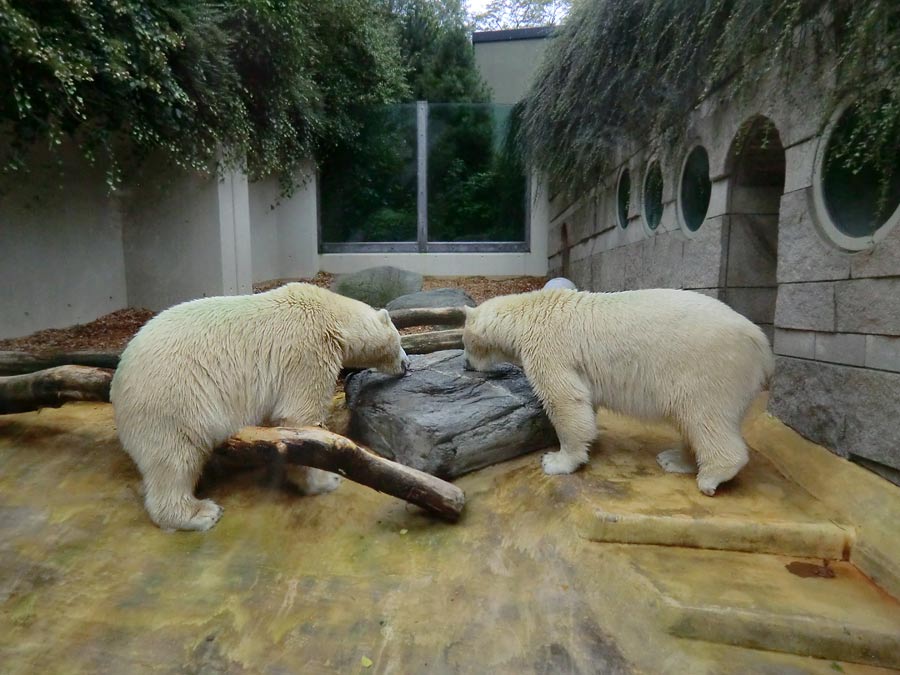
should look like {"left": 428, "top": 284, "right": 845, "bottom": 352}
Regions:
{"left": 318, "top": 101, "right": 530, "bottom": 254}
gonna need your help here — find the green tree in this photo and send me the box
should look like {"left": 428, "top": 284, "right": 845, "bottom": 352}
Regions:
{"left": 386, "top": 0, "right": 488, "bottom": 102}
{"left": 0, "top": 0, "right": 408, "bottom": 190}
{"left": 474, "top": 0, "right": 570, "bottom": 31}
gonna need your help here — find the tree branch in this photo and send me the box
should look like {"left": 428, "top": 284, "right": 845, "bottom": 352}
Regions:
{"left": 217, "top": 426, "right": 465, "bottom": 521}
{"left": 0, "top": 365, "right": 114, "bottom": 414}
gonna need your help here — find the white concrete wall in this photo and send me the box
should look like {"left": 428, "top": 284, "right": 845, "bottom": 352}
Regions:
{"left": 249, "top": 163, "right": 319, "bottom": 282}
{"left": 122, "top": 161, "right": 252, "bottom": 311}
{"left": 0, "top": 145, "right": 128, "bottom": 340}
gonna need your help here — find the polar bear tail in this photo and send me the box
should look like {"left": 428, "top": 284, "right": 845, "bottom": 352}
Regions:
{"left": 749, "top": 325, "right": 776, "bottom": 390}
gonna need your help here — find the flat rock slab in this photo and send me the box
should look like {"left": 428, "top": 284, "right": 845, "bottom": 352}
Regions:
{"left": 385, "top": 288, "right": 476, "bottom": 311}
{"left": 345, "top": 350, "right": 557, "bottom": 479}
{"left": 331, "top": 266, "right": 423, "bottom": 308}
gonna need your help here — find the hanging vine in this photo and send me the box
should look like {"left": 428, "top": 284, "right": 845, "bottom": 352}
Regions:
{"left": 520, "top": 0, "right": 899, "bottom": 202}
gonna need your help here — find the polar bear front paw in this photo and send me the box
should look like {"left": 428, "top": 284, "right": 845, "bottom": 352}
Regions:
{"left": 299, "top": 467, "right": 343, "bottom": 495}
{"left": 541, "top": 450, "right": 587, "bottom": 475}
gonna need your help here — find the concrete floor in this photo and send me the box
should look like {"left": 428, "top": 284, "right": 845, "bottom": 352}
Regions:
{"left": 1, "top": 399, "right": 898, "bottom": 674}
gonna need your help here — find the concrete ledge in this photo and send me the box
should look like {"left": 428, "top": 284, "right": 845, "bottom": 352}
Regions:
{"left": 746, "top": 396, "right": 900, "bottom": 600}
{"left": 581, "top": 510, "right": 851, "bottom": 559}
{"left": 624, "top": 546, "right": 900, "bottom": 669}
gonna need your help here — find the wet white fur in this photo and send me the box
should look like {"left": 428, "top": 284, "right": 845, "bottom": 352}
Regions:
{"left": 462, "top": 288, "right": 774, "bottom": 495}
{"left": 111, "top": 283, "right": 408, "bottom": 531}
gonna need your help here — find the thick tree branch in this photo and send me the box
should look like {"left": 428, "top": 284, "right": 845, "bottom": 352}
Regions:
{"left": 401, "top": 329, "right": 463, "bottom": 354}
{"left": 389, "top": 306, "right": 466, "bottom": 329}
{"left": 0, "top": 351, "right": 121, "bottom": 376}
{"left": 217, "top": 426, "right": 465, "bottom": 521}
{"left": 0, "top": 365, "right": 114, "bottom": 414}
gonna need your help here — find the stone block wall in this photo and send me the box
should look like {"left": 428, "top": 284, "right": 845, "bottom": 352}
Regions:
{"left": 542, "top": 31, "right": 900, "bottom": 481}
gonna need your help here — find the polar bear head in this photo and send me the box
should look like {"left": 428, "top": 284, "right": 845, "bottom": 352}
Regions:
{"left": 343, "top": 307, "right": 411, "bottom": 376}
{"left": 461, "top": 301, "right": 520, "bottom": 371}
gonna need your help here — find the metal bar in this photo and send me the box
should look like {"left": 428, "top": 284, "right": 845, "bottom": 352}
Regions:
{"left": 417, "top": 100, "right": 428, "bottom": 253}
{"left": 319, "top": 242, "right": 421, "bottom": 254}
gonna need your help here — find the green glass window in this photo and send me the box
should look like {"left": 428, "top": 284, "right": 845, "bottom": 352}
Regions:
{"left": 643, "top": 162, "right": 663, "bottom": 230}
{"left": 680, "top": 146, "right": 711, "bottom": 232}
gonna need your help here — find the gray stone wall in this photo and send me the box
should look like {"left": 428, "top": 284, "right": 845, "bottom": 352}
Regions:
{"left": 543, "top": 29, "right": 900, "bottom": 481}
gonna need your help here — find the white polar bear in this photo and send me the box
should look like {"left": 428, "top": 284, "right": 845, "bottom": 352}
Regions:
{"left": 462, "top": 288, "right": 774, "bottom": 496}
{"left": 111, "top": 283, "right": 410, "bottom": 531}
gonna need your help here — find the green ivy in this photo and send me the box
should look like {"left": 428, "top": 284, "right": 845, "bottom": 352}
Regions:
{"left": 521, "top": 0, "right": 900, "bottom": 202}
{"left": 0, "top": 0, "right": 408, "bottom": 192}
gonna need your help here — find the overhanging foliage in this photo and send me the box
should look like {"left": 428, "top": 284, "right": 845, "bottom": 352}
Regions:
{"left": 0, "top": 0, "right": 408, "bottom": 190}
{"left": 521, "top": 0, "right": 900, "bottom": 201}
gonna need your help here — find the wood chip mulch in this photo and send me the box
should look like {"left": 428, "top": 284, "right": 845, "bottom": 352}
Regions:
{"left": 1, "top": 274, "right": 547, "bottom": 354}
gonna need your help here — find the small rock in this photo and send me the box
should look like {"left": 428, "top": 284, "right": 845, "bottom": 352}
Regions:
{"left": 543, "top": 277, "right": 577, "bottom": 291}
{"left": 331, "top": 266, "right": 423, "bottom": 308}
{"left": 345, "top": 351, "right": 557, "bottom": 479}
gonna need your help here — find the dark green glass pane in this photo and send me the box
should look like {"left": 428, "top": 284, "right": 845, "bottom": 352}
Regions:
{"left": 644, "top": 163, "right": 663, "bottom": 230}
{"left": 427, "top": 103, "right": 526, "bottom": 242}
{"left": 681, "top": 147, "right": 711, "bottom": 232}
{"left": 320, "top": 104, "right": 418, "bottom": 243}
{"left": 823, "top": 106, "right": 900, "bottom": 238}
{"left": 617, "top": 170, "right": 630, "bottom": 229}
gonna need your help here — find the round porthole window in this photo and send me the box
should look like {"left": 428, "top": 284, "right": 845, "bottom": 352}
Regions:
{"left": 814, "top": 100, "right": 900, "bottom": 250}
{"left": 679, "top": 146, "right": 711, "bottom": 233}
{"left": 643, "top": 161, "right": 663, "bottom": 231}
{"left": 617, "top": 168, "right": 631, "bottom": 229}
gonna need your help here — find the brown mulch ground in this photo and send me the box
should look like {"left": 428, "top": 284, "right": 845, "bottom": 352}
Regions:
{"left": 0, "top": 274, "right": 547, "bottom": 354}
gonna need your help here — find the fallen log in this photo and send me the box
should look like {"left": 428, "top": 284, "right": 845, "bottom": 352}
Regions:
{"left": 389, "top": 306, "right": 466, "bottom": 329}
{"left": 401, "top": 329, "right": 463, "bottom": 355}
{"left": 217, "top": 426, "right": 465, "bottom": 521}
{"left": 0, "top": 365, "right": 114, "bottom": 414}
{"left": 0, "top": 350, "right": 121, "bottom": 376}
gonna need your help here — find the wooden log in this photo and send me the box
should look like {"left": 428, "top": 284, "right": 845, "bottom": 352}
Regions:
{"left": 0, "top": 365, "right": 114, "bottom": 414}
{"left": 389, "top": 306, "right": 466, "bottom": 329}
{"left": 0, "top": 350, "right": 121, "bottom": 376}
{"left": 217, "top": 426, "right": 465, "bottom": 521}
{"left": 401, "top": 329, "right": 463, "bottom": 355}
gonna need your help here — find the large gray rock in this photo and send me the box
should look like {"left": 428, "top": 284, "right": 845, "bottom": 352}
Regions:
{"left": 345, "top": 350, "right": 558, "bottom": 479}
{"left": 385, "top": 288, "right": 476, "bottom": 312}
{"left": 331, "top": 266, "right": 423, "bottom": 308}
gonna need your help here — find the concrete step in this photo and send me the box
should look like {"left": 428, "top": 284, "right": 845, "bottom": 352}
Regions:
{"left": 570, "top": 412, "right": 855, "bottom": 558}
{"left": 623, "top": 546, "right": 900, "bottom": 669}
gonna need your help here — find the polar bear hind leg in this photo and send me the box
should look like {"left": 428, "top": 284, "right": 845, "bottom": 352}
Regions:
{"left": 137, "top": 441, "right": 223, "bottom": 532}
{"left": 681, "top": 419, "right": 749, "bottom": 496}
{"left": 656, "top": 446, "right": 697, "bottom": 474}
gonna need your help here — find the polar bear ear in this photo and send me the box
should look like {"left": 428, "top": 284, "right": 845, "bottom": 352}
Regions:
{"left": 377, "top": 308, "right": 391, "bottom": 325}
{"left": 462, "top": 305, "right": 474, "bottom": 317}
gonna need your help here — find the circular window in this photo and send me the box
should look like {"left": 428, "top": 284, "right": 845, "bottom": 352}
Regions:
{"left": 679, "top": 146, "right": 711, "bottom": 233}
{"left": 617, "top": 168, "right": 631, "bottom": 229}
{"left": 814, "top": 100, "right": 900, "bottom": 250}
{"left": 643, "top": 161, "right": 663, "bottom": 231}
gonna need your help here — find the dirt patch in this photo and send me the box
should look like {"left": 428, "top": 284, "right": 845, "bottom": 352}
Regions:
{"left": 0, "top": 308, "right": 156, "bottom": 354}
{"left": 1, "top": 275, "right": 548, "bottom": 353}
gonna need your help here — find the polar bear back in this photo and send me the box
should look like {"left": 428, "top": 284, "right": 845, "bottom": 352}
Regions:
{"left": 466, "top": 288, "right": 774, "bottom": 422}
{"left": 111, "top": 283, "right": 377, "bottom": 451}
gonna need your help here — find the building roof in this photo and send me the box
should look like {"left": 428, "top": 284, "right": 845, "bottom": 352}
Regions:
{"left": 472, "top": 26, "right": 554, "bottom": 44}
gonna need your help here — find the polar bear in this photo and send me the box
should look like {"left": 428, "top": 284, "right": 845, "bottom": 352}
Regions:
{"left": 462, "top": 288, "right": 774, "bottom": 496}
{"left": 111, "top": 283, "right": 410, "bottom": 531}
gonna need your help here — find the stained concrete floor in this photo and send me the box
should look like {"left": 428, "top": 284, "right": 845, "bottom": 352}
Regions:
{"left": 1, "top": 399, "right": 898, "bottom": 674}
